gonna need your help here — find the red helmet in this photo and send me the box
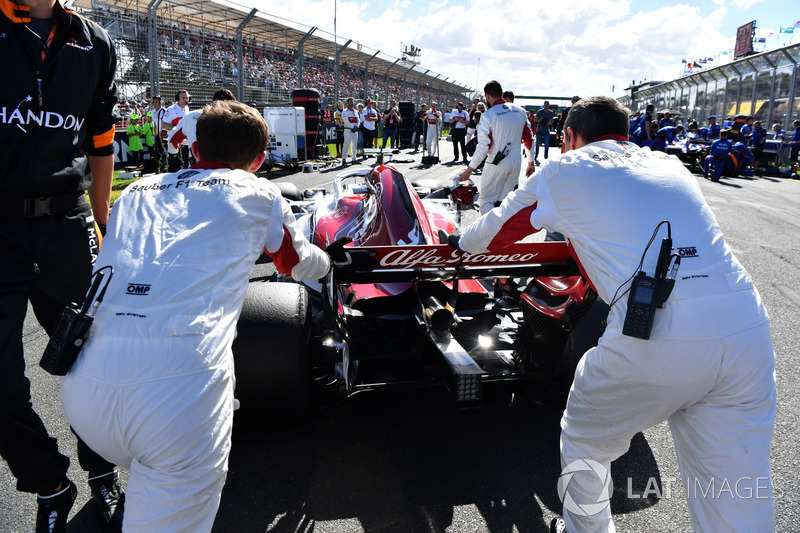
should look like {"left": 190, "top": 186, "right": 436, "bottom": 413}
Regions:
{"left": 450, "top": 185, "right": 477, "bottom": 206}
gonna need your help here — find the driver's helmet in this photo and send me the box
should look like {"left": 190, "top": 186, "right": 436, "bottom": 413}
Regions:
{"left": 450, "top": 184, "right": 478, "bottom": 206}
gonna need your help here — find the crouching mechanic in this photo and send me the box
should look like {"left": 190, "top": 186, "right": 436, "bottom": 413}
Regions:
{"left": 447, "top": 96, "right": 776, "bottom": 533}
{"left": 704, "top": 129, "right": 733, "bottom": 182}
{"left": 60, "top": 101, "right": 331, "bottom": 532}
{"left": 458, "top": 80, "right": 535, "bottom": 214}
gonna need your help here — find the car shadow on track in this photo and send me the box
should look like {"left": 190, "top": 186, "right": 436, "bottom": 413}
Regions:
{"left": 214, "top": 388, "right": 664, "bottom": 532}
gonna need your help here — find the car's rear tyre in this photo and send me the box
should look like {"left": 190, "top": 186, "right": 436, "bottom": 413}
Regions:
{"left": 232, "top": 281, "right": 312, "bottom": 427}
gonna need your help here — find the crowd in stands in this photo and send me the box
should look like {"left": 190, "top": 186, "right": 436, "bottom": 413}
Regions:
{"left": 90, "top": 5, "right": 456, "bottom": 116}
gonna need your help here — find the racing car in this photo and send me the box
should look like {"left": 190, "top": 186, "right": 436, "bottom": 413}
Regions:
{"left": 232, "top": 164, "right": 608, "bottom": 423}
{"left": 665, "top": 132, "right": 710, "bottom": 172}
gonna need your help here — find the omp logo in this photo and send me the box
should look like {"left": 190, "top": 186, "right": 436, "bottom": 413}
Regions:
{"left": 126, "top": 283, "right": 151, "bottom": 295}
{"left": 677, "top": 247, "right": 698, "bottom": 258}
{"left": 1, "top": 97, "right": 85, "bottom": 133}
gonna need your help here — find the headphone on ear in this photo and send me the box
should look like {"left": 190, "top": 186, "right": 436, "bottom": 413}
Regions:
{"left": 175, "top": 91, "right": 181, "bottom": 102}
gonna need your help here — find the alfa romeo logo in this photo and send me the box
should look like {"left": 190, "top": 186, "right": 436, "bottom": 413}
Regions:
{"left": 557, "top": 459, "right": 613, "bottom": 517}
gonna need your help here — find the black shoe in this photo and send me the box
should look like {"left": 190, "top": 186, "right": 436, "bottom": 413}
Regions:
{"left": 341, "top": 161, "right": 348, "bottom": 168}
{"left": 550, "top": 517, "right": 567, "bottom": 533}
{"left": 36, "top": 479, "right": 77, "bottom": 533}
{"left": 88, "top": 471, "right": 125, "bottom": 532}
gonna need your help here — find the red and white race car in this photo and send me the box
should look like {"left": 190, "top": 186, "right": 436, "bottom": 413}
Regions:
{"left": 232, "top": 164, "right": 607, "bottom": 422}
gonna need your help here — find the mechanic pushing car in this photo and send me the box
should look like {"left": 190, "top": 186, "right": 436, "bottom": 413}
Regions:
{"left": 446, "top": 96, "right": 776, "bottom": 533}
{"left": 60, "top": 100, "right": 331, "bottom": 532}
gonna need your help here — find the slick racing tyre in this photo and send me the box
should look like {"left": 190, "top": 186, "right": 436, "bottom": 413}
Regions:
{"left": 232, "top": 281, "right": 312, "bottom": 427}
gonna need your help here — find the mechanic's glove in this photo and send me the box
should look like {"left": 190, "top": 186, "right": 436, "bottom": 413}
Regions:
{"left": 352, "top": 127, "right": 358, "bottom": 132}
{"left": 325, "top": 236, "right": 378, "bottom": 274}
{"left": 438, "top": 229, "right": 461, "bottom": 250}
{"left": 98, "top": 223, "right": 107, "bottom": 237}
{"left": 325, "top": 236, "right": 353, "bottom": 263}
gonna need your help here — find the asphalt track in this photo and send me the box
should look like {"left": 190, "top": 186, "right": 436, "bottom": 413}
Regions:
{"left": 2, "top": 146, "right": 799, "bottom": 532}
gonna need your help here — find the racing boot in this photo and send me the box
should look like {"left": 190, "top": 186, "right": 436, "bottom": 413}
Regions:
{"left": 36, "top": 479, "right": 77, "bottom": 533}
{"left": 550, "top": 517, "right": 567, "bottom": 533}
{"left": 88, "top": 470, "right": 125, "bottom": 532}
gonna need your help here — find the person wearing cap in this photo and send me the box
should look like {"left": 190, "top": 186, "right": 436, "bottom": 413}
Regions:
{"left": 127, "top": 114, "right": 144, "bottom": 167}
{"left": 142, "top": 111, "right": 157, "bottom": 172}
{"left": 707, "top": 115, "right": 720, "bottom": 140}
{"left": 703, "top": 129, "right": 733, "bottom": 182}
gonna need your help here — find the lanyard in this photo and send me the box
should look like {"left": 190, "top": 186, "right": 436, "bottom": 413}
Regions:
{"left": 30, "top": 18, "right": 58, "bottom": 106}
{"left": 39, "top": 19, "right": 58, "bottom": 63}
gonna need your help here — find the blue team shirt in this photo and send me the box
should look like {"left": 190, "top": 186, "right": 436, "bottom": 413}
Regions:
{"left": 709, "top": 138, "right": 733, "bottom": 158}
{"left": 752, "top": 128, "right": 767, "bottom": 146}
{"left": 708, "top": 123, "right": 721, "bottom": 139}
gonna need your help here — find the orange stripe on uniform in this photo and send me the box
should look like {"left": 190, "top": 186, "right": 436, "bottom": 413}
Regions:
{"left": 92, "top": 127, "right": 115, "bottom": 150}
{"left": 0, "top": 0, "right": 31, "bottom": 22}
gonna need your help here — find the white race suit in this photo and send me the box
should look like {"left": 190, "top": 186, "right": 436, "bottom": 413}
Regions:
{"left": 424, "top": 109, "right": 442, "bottom": 157}
{"left": 467, "top": 98, "right": 534, "bottom": 214}
{"left": 341, "top": 106, "right": 361, "bottom": 163}
{"left": 459, "top": 138, "right": 776, "bottom": 533}
{"left": 61, "top": 163, "right": 330, "bottom": 532}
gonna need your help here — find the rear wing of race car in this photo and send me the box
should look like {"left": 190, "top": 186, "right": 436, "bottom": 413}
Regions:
{"left": 330, "top": 241, "right": 576, "bottom": 284}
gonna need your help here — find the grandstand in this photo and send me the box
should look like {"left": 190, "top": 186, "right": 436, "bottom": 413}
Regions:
{"left": 619, "top": 41, "right": 800, "bottom": 130}
{"left": 71, "top": 0, "right": 472, "bottom": 113}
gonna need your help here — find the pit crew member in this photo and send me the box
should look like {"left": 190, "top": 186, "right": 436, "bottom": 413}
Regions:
{"left": 0, "top": 0, "right": 125, "bottom": 529}
{"left": 162, "top": 89, "right": 190, "bottom": 170}
{"left": 341, "top": 97, "right": 361, "bottom": 167}
{"left": 450, "top": 96, "right": 776, "bottom": 533}
{"left": 727, "top": 141, "right": 754, "bottom": 176}
{"left": 458, "top": 80, "right": 535, "bottom": 214}
{"left": 424, "top": 102, "right": 442, "bottom": 157}
{"left": 751, "top": 121, "right": 768, "bottom": 173}
{"left": 703, "top": 129, "right": 733, "bottom": 181}
{"left": 707, "top": 115, "right": 721, "bottom": 140}
{"left": 61, "top": 101, "right": 331, "bottom": 532}
{"left": 654, "top": 124, "right": 683, "bottom": 152}
{"left": 168, "top": 88, "right": 235, "bottom": 156}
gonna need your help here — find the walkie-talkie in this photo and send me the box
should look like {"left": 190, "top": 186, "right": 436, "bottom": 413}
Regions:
{"left": 40, "top": 268, "right": 111, "bottom": 376}
{"left": 622, "top": 271, "right": 659, "bottom": 340}
{"left": 622, "top": 231, "right": 680, "bottom": 340}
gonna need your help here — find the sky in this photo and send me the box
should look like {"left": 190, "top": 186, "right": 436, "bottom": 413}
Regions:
{"left": 256, "top": 0, "right": 798, "bottom": 100}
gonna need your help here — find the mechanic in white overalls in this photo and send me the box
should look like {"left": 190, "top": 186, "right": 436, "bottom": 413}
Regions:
{"left": 458, "top": 80, "right": 535, "bottom": 214}
{"left": 61, "top": 101, "right": 331, "bottom": 532}
{"left": 452, "top": 96, "right": 776, "bottom": 533}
